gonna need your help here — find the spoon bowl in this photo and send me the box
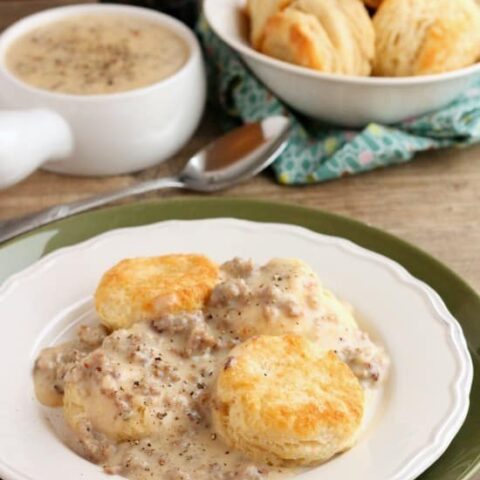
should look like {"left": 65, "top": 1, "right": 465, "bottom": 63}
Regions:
{"left": 181, "top": 116, "right": 290, "bottom": 191}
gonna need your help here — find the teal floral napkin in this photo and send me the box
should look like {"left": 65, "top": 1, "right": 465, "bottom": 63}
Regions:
{"left": 197, "top": 18, "right": 480, "bottom": 185}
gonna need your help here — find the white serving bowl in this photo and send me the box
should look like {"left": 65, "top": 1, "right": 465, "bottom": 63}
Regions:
{"left": 0, "top": 4, "right": 206, "bottom": 189}
{"left": 204, "top": 0, "right": 480, "bottom": 127}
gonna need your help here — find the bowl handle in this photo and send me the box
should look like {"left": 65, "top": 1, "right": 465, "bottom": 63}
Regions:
{"left": 0, "top": 109, "right": 73, "bottom": 189}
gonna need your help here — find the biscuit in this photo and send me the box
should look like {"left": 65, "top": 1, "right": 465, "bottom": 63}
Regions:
{"left": 64, "top": 377, "right": 160, "bottom": 443}
{"left": 261, "top": 7, "right": 337, "bottom": 71}
{"left": 208, "top": 257, "right": 358, "bottom": 342}
{"left": 95, "top": 254, "right": 219, "bottom": 330}
{"left": 255, "top": 0, "right": 374, "bottom": 75}
{"left": 212, "top": 334, "right": 364, "bottom": 465}
{"left": 373, "top": 0, "right": 480, "bottom": 76}
{"left": 292, "top": 0, "right": 375, "bottom": 75}
{"left": 63, "top": 326, "right": 177, "bottom": 442}
{"left": 247, "top": 0, "right": 292, "bottom": 49}
{"left": 335, "top": 0, "right": 376, "bottom": 75}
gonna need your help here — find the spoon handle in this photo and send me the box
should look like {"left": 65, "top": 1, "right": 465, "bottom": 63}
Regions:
{"left": 0, "top": 176, "right": 185, "bottom": 244}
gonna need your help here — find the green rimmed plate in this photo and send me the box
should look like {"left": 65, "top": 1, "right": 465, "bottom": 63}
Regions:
{"left": 0, "top": 197, "right": 478, "bottom": 480}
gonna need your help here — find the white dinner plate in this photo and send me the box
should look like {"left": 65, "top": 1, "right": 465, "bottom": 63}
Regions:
{"left": 0, "top": 219, "right": 473, "bottom": 480}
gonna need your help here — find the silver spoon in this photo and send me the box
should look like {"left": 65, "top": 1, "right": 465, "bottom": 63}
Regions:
{"left": 0, "top": 116, "right": 291, "bottom": 244}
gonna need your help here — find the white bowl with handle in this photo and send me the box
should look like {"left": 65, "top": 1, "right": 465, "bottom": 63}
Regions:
{"left": 0, "top": 4, "right": 206, "bottom": 190}
{"left": 204, "top": 0, "right": 480, "bottom": 128}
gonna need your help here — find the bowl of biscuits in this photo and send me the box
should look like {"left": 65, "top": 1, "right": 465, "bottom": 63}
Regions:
{"left": 204, "top": 0, "right": 480, "bottom": 127}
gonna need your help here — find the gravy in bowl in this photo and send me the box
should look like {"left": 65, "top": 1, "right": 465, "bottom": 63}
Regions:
{"left": 5, "top": 14, "right": 189, "bottom": 95}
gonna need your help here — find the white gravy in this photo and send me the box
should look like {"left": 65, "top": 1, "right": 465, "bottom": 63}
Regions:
{"left": 33, "top": 258, "right": 389, "bottom": 480}
{"left": 6, "top": 14, "right": 189, "bottom": 95}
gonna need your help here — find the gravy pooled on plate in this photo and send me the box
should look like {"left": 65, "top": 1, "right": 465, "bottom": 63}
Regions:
{"left": 5, "top": 14, "right": 189, "bottom": 95}
{"left": 33, "top": 256, "right": 389, "bottom": 480}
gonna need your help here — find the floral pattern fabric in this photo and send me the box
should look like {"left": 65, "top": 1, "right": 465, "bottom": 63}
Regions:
{"left": 197, "top": 18, "right": 480, "bottom": 185}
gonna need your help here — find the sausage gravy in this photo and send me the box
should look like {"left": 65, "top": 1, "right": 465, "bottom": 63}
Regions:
{"left": 33, "top": 258, "right": 389, "bottom": 480}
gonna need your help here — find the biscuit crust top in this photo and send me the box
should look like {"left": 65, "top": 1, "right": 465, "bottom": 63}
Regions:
{"left": 213, "top": 334, "right": 364, "bottom": 466}
{"left": 95, "top": 254, "right": 219, "bottom": 330}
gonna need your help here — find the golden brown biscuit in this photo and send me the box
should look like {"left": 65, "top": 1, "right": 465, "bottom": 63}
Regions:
{"left": 95, "top": 254, "right": 219, "bottom": 330}
{"left": 247, "top": 0, "right": 292, "bottom": 49}
{"left": 293, "top": 0, "right": 375, "bottom": 75}
{"left": 260, "top": 9, "right": 337, "bottom": 71}
{"left": 212, "top": 335, "right": 364, "bottom": 466}
{"left": 256, "top": 0, "right": 374, "bottom": 76}
{"left": 373, "top": 0, "right": 480, "bottom": 76}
